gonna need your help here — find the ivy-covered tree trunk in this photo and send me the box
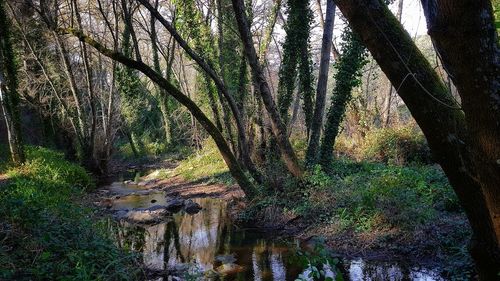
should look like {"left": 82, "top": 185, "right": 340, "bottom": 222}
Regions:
{"left": 150, "top": 0, "right": 172, "bottom": 145}
{"left": 318, "top": 30, "right": 367, "bottom": 167}
{"left": 276, "top": 0, "right": 314, "bottom": 128}
{"left": 232, "top": 0, "right": 304, "bottom": 178}
{"left": 306, "top": 0, "right": 336, "bottom": 165}
{"left": 0, "top": 0, "right": 25, "bottom": 165}
{"left": 335, "top": 0, "right": 500, "bottom": 278}
{"left": 117, "top": 11, "right": 143, "bottom": 158}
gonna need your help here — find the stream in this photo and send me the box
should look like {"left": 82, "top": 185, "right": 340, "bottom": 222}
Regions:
{"left": 103, "top": 177, "right": 445, "bottom": 281}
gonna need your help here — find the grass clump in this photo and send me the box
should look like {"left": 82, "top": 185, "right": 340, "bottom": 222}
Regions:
{"left": 159, "top": 139, "right": 234, "bottom": 184}
{"left": 0, "top": 146, "right": 141, "bottom": 280}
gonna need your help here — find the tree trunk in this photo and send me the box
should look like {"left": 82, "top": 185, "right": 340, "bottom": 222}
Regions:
{"left": 288, "top": 88, "right": 301, "bottom": 135}
{"left": 231, "top": 0, "right": 303, "bottom": 178}
{"left": 259, "top": 0, "right": 282, "bottom": 63}
{"left": 64, "top": 28, "right": 257, "bottom": 198}
{"left": 74, "top": 0, "right": 99, "bottom": 173}
{"left": 420, "top": 1, "right": 500, "bottom": 279}
{"left": 318, "top": 30, "right": 366, "bottom": 167}
{"left": 53, "top": 32, "right": 86, "bottom": 142}
{"left": 0, "top": 2, "right": 25, "bottom": 166}
{"left": 335, "top": 0, "right": 500, "bottom": 278}
{"left": 150, "top": 0, "right": 172, "bottom": 144}
{"left": 382, "top": 0, "right": 403, "bottom": 128}
{"left": 305, "top": 0, "right": 335, "bottom": 165}
{"left": 315, "top": 0, "right": 340, "bottom": 60}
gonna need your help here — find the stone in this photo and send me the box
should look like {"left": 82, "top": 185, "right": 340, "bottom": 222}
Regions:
{"left": 124, "top": 205, "right": 170, "bottom": 224}
{"left": 215, "top": 254, "right": 236, "bottom": 264}
{"left": 165, "top": 198, "right": 185, "bottom": 212}
{"left": 215, "top": 263, "right": 245, "bottom": 275}
{"left": 183, "top": 199, "right": 202, "bottom": 214}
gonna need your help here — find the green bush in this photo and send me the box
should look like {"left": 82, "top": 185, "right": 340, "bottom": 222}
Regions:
{"left": 243, "top": 158, "right": 459, "bottom": 232}
{"left": 359, "top": 126, "right": 432, "bottom": 165}
{"left": 0, "top": 146, "right": 140, "bottom": 280}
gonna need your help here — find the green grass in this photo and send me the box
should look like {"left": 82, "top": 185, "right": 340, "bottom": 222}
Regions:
{"left": 0, "top": 146, "right": 141, "bottom": 280}
{"left": 158, "top": 139, "right": 234, "bottom": 185}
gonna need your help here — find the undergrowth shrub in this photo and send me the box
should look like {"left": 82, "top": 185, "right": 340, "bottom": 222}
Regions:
{"left": 0, "top": 146, "right": 140, "bottom": 280}
{"left": 359, "top": 126, "right": 432, "bottom": 165}
{"left": 241, "top": 158, "right": 459, "bottom": 233}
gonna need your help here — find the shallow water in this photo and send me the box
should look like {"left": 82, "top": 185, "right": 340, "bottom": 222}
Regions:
{"left": 106, "top": 181, "right": 444, "bottom": 281}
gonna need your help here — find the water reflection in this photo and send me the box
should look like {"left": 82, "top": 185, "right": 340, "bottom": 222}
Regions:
{"left": 109, "top": 196, "right": 444, "bottom": 281}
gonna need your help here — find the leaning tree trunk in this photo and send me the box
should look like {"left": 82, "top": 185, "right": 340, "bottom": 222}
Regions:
{"left": 305, "top": 0, "right": 336, "bottom": 165}
{"left": 231, "top": 0, "right": 303, "bottom": 178}
{"left": 335, "top": 0, "right": 500, "bottom": 278}
{"left": 63, "top": 28, "right": 257, "bottom": 198}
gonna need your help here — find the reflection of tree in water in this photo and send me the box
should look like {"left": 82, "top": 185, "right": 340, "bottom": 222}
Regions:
{"left": 110, "top": 220, "right": 146, "bottom": 264}
{"left": 108, "top": 199, "right": 444, "bottom": 280}
{"left": 171, "top": 198, "right": 228, "bottom": 271}
{"left": 164, "top": 218, "right": 185, "bottom": 265}
{"left": 349, "top": 259, "right": 415, "bottom": 280}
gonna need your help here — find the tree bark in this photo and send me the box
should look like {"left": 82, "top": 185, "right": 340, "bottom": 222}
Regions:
{"left": 420, "top": 1, "right": 500, "bottom": 279}
{"left": 231, "top": 0, "right": 303, "bottom": 178}
{"left": 258, "top": 0, "right": 282, "bottom": 63}
{"left": 53, "top": 32, "right": 86, "bottom": 142}
{"left": 318, "top": 30, "right": 366, "bottom": 167}
{"left": 62, "top": 28, "right": 257, "bottom": 198}
{"left": 382, "top": 0, "right": 403, "bottom": 128}
{"left": 305, "top": 0, "right": 335, "bottom": 165}
{"left": 335, "top": 0, "right": 500, "bottom": 278}
{"left": 73, "top": 0, "right": 99, "bottom": 173}
{"left": 0, "top": 0, "right": 24, "bottom": 165}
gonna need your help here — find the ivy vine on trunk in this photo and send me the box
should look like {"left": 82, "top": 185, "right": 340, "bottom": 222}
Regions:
{"left": 277, "top": 0, "right": 314, "bottom": 131}
{"left": 319, "top": 29, "right": 367, "bottom": 168}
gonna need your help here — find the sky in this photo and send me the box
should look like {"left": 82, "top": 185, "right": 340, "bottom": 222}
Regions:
{"left": 397, "top": 0, "right": 428, "bottom": 36}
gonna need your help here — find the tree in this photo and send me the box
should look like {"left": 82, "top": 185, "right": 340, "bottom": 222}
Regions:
{"left": 0, "top": 0, "right": 25, "bottom": 165}
{"left": 231, "top": 0, "right": 304, "bottom": 178}
{"left": 318, "top": 29, "right": 367, "bottom": 167}
{"left": 276, "top": 0, "right": 314, "bottom": 134}
{"left": 138, "top": 0, "right": 264, "bottom": 184}
{"left": 63, "top": 28, "right": 257, "bottom": 198}
{"left": 335, "top": 0, "right": 500, "bottom": 278}
{"left": 305, "top": 0, "right": 336, "bottom": 165}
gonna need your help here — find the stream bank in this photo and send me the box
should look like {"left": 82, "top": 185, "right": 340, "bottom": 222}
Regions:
{"left": 92, "top": 165, "right": 453, "bottom": 281}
